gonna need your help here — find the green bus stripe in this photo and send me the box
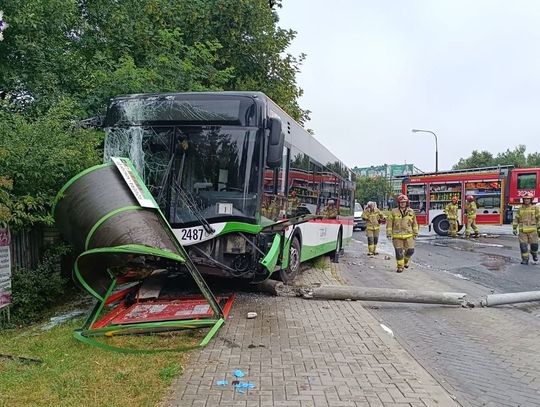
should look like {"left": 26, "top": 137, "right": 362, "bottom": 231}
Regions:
{"left": 85, "top": 206, "right": 143, "bottom": 250}
{"left": 219, "top": 222, "right": 262, "bottom": 235}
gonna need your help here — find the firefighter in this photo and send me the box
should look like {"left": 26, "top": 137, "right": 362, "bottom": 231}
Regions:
{"left": 386, "top": 194, "right": 419, "bottom": 273}
{"left": 464, "top": 195, "right": 479, "bottom": 238}
{"left": 287, "top": 190, "right": 300, "bottom": 217}
{"left": 322, "top": 199, "right": 338, "bottom": 219}
{"left": 512, "top": 192, "right": 540, "bottom": 265}
{"left": 444, "top": 196, "right": 459, "bottom": 238}
{"left": 362, "top": 201, "right": 385, "bottom": 255}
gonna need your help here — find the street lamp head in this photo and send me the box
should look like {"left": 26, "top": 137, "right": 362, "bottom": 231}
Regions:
{"left": 411, "top": 129, "right": 421, "bottom": 133}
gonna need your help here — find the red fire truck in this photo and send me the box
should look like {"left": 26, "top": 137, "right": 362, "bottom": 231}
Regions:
{"left": 401, "top": 165, "right": 540, "bottom": 236}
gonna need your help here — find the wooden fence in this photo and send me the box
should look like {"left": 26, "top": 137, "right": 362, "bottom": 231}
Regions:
{"left": 10, "top": 227, "right": 60, "bottom": 270}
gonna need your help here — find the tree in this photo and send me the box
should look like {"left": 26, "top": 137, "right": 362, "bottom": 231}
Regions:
{"left": 453, "top": 145, "right": 537, "bottom": 170}
{"left": 0, "top": 0, "right": 307, "bottom": 121}
{"left": 355, "top": 176, "right": 393, "bottom": 208}
{"left": 494, "top": 145, "right": 527, "bottom": 167}
{"left": 0, "top": 99, "right": 103, "bottom": 229}
{"left": 452, "top": 150, "right": 495, "bottom": 170}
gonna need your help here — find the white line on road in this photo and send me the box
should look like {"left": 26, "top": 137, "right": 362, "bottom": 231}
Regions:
{"left": 380, "top": 323, "right": 394, "bottom": 337}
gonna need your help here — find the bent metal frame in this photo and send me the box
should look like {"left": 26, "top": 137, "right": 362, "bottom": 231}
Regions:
{"left": 52, "top": 157, "right": 229, "bottom": 352}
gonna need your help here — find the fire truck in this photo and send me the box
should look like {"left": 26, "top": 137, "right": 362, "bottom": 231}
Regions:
{"left": 400, "top": 165, "right": 540, "bottom": 236}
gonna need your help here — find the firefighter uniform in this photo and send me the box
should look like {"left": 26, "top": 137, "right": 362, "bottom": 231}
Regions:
{"left": 512, "top": 198, "right": 540, "bottom": 264}
{"left": 465, "top": 198, "right": 479, "bottom": 238}
{"left": 362, "top": 203, "right": 385, "bottom": 255}
{"left": 322, "top": 200, "right": 338, "bottom": 219}
{"left": 386, "top": 197, "right": 419, "bottom": 273}
{"left": 444, "top": 199, "right": 459, "bottom": 238}
{"left": 287, "top": 194, "right": 300, "bottom": 217}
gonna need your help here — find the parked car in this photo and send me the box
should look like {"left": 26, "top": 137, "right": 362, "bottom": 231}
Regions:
{"left": 353, "top": 202, "right": 366, "bottom": 231}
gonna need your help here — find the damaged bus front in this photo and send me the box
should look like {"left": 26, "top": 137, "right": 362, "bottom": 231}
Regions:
{"left": 103, "top": 92, "right": 285, "bottom": 281}
{"left": 103, "top": 92, "right": 355, "bottom": 283}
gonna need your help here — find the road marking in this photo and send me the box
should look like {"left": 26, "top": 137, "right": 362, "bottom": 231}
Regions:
{"left": 380, "top": 323, "right": 394, "bottom": 337}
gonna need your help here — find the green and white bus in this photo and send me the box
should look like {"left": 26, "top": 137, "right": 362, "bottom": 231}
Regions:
{"left": 103, "top": 92, "right": 355, "bottom": 282}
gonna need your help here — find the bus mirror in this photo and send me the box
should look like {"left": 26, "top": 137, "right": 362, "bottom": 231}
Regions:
{"left": 267, "top": 118, "right": 284, "bottom": 168}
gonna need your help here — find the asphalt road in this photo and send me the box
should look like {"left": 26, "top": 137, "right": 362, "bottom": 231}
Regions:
{"left": 344, "top": 226, "right": 540, "bottom": 407}
{"left": 358, "top": 224, "right": 540, "bottom": 294}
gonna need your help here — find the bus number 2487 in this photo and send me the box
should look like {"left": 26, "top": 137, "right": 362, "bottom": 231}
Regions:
{"left": 180, "top": 228, "right": 206, "bottom": 242}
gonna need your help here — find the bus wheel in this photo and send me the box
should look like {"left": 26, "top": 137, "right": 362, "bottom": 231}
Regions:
{"left": 280, "top": 237, "right": 301, "bottom": 284}
{"left": 432, "top": 216, "right": 450, "bottom": 236}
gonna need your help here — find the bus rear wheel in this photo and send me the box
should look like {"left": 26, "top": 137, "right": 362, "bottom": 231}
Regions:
{"left": 280, "top": 237, "right": 301, "bottom": 284}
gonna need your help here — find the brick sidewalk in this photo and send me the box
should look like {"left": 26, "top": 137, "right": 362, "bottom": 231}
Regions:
{"left": 164, "top": 261, "right": 457, "bottom": 407}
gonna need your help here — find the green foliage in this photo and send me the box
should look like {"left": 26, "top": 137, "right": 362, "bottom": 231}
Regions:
{"left": 0, "top": 0, "right": 306, "bottom": 120}
{"left": 453, "top": 145, "right": 540, "bottom": 170}
{"left": 0, "top": 99, "right": 103, "bottom": 229}
{"left": 8, "top": 244, "right": 72, "bottom": 326}
{"left": 355, "top": 176, "right": 393, "bottom": 207}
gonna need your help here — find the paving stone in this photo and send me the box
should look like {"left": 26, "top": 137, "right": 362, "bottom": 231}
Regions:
{"left": 164, "top": 256, "right": 458, "bottom": 407}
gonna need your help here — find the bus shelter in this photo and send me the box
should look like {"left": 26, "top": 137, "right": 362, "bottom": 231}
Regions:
{"left": 52, "top": 157, "right": 230, "bottom": 352}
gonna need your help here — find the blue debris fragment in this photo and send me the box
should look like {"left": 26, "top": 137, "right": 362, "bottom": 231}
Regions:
{"left": 216, "top": 380, "right": 228, "bottom": 386}
{"left": 234, "top": 382, "right": 255, "bottom": 394}
{"left": 233, "top": 369, "right": 245, "bottom": 378}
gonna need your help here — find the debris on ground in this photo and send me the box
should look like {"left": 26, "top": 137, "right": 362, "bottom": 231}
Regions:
{"left": 234, "top": 382, "right": 255, "bottom": 394}
{"left": 246, "top": 312, "right": 257, "bottom": 319}
{"left": 233, "top": 369, "right": 245, "bottom": 378}
{"left": 0, "top": 353, "right": 43, "bottom": 365}
{"left": 41, "top": 310, "right": 87, "bottom": 330}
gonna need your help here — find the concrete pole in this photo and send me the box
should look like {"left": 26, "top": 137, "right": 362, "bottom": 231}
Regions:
{"left": 299, "top": 285, "right": 468, "bottom": 306}
{"left": 480, "top": 291, "right": 540, "bottom": 307}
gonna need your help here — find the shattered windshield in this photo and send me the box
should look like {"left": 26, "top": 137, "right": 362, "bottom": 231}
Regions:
{"left": 104, "top": 126, "right": 262, "bottom": 225}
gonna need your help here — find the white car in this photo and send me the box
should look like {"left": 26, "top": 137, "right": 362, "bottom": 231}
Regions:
{"left": 353, "top": 202, "right": 366, "bottom": 231}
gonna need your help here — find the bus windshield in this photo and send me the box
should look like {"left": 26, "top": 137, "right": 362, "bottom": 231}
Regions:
{"left": 104, "top": 125, "right": 262, "bottom": 225}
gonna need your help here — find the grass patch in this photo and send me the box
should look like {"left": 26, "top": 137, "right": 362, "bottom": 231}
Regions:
{"left": 0, "top": 318, "right": 200, "bottom": 407}
{"left": 312, "top": 255, "right": 330, "bottom": 270}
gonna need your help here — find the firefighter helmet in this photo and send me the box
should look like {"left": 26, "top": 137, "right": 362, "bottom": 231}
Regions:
{"left": 452, "top": 196, "right": 459, "bottom": 203}
{"left": 397, "top": 194, "right": 409, "bottom": 203}
{"left": 466, "top": 195, "right": 475, "bottom": 202}
{"left": 522, "top": 192, "right": 534, "bottom": 202}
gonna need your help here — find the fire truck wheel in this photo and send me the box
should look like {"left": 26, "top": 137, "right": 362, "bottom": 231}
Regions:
{"left": 432, "top": 216, "right": 450, "bottom": 236}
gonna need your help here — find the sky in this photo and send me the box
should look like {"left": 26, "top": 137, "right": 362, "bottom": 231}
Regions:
{"left": 277, "top": 0, "right": 540, "bottom": 172}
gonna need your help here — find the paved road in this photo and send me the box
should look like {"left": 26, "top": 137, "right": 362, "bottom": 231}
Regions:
{"left": 346, "top": 227, "right": 540, "bottom": 406}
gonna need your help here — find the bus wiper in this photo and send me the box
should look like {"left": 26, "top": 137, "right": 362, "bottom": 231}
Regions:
{"left": 162, "top": 153, "right": 215, "bottom": 235}
{"left": 171, "top": 183, "right": 215, "bottom": 235}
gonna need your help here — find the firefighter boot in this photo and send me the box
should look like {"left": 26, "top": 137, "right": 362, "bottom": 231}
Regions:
{"left": 395, "top": 248, "right": 405, "bottom": 273}
{"left": 404, "top": 249, "right": 414, "bottom": 269}
{"left": 520, "top": 243, "right": 529, "bottom": 265}
{"left": 531, "top": 243, "right": 538, "bottom": 262}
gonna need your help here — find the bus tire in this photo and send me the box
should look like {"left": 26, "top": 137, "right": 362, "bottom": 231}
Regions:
{"left": 280, "top": 237, "right": 301, "bottom": 284}
{"left": 432, "top": 215, "right": 450, "bottom": 236}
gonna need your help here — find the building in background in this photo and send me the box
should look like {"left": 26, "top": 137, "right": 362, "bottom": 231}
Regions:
{"left": 353, "top": 164, "right": 423, "bottom": 207}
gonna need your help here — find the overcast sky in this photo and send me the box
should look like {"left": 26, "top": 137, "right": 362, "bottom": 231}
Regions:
{"left": 277, "top": 0, "right": 540, "bottom": 172}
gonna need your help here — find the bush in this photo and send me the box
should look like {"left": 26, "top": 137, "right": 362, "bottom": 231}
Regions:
{"left": 8, "top": 244, "right": 73, "bottom": 326}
